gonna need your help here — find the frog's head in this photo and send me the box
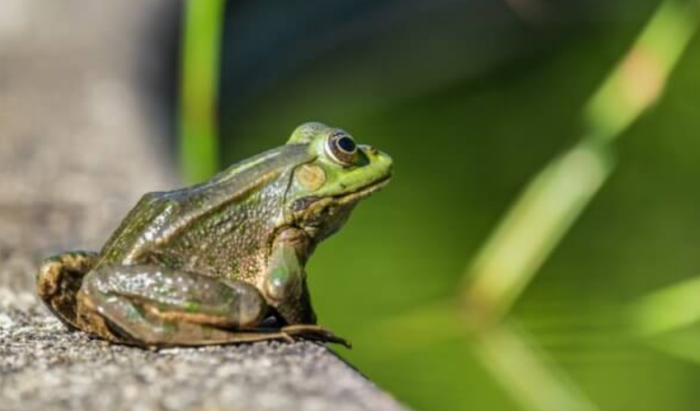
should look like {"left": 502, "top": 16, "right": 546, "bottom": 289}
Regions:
{"left": 284, "top": 122, "right": 392, "bottom": 242}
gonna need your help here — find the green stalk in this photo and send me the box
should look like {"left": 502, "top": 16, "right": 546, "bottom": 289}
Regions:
{"left": 630, "top": 275, "right": 700, "bottom": 336}
{"left": 461, "top": 0, "right": 699, "bottom": 325}
{"left": 373, "top": 2, "right": 699, "bottom": 409}
{"left": 179, "top": 0, "right": 226, "bottom": 183}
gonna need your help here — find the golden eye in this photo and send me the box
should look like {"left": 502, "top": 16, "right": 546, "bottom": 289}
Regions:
{"left": 325, "top": 130, "right": 357, "bottom": 166}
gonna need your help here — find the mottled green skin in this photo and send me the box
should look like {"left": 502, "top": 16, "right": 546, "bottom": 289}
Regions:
{"left": 97, "top": 144, "right": 316, "bottom": 323}
{"left": 37, "top": 123, "right": 392, "bottom": 348}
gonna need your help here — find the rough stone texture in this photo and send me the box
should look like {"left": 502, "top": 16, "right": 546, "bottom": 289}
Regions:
{"left": 0, "top": 2, "right": 409, "bottom": 411}
{"left": 0, "top": 309, "right": 404, "bottom": 411}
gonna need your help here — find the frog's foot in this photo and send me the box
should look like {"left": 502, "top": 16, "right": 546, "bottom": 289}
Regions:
{"left": 77, "top": 265, "right": 273, "bottom": 347}
{"left": 280, "top": 324, "right": 352, "bottom": 348}
{"left": 36, "top": 251, "right": 99, "bottom": 330}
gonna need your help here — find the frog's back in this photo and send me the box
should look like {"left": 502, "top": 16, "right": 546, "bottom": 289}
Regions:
{"left": 96, "top": 144, "right": 312, "bottom": 281}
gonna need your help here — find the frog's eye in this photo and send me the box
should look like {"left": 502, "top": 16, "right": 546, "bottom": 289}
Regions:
{"left": 325, "top": 130, "right": 357, "bottom": 167}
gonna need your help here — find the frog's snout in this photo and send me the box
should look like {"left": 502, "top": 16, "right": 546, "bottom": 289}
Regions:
{"left": 361, "top": 144, "right": 393, "bottom": 177}
{"left": 365, "top": 145, "right": 379, "bottom": 156}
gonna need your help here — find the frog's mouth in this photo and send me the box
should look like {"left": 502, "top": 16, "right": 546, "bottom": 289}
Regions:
{"left": 335, "top": 174, "right": 392, "bottom": 205}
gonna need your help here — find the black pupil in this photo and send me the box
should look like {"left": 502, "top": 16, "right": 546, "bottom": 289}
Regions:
{"left": 337, "top": 136, "right": 356, "bottom": 153}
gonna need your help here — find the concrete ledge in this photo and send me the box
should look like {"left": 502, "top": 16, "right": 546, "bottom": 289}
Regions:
{"left": 0, "top": 305, "right": 407, "bottom": 411}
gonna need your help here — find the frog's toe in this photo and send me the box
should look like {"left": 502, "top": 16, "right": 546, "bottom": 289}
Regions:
{"left": 281, "top": 324, "right": 352, "bottom": 348}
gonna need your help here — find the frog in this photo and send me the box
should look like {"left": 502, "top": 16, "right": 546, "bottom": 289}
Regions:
{"left": 36, "top": 122, "right": 392, "bottom": 349}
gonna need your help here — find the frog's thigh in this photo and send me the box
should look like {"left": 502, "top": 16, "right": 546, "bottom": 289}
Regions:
{"left": 79, "top": 266, "right": 270, "bottom": 346}
{"left": 36, "top": 251, "right": 99, "bottom": 330}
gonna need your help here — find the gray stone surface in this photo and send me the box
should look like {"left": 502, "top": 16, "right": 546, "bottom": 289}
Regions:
{"left": 0, "top": 2, "right": 409, "bottom": 411}
{"left": 1, "top": 307, "right": 404, "bottom": 411}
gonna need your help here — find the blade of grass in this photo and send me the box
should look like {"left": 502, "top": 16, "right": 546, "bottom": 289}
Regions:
{"left": 461, "top": 142, "right": 612, "bottom": 326}
{"left": 628, "top": 280, "right": 700, "bottom": 363}
{"left": 179, "top": 0, "right": 226, "bottom": 183}
{"left": 629, "top": 275, "right": 700, "bottom": 337}
{"left": 371, "top": 0, "right": 700, "bottom": 359}
{"left": 461, "top": 0, "right": 700, "bottom": 325}
{"left": 369, "top": 2, "right": 699, "bottom": 410}
{"left": 584, "top": 0, "right": 700, "bottom": 142}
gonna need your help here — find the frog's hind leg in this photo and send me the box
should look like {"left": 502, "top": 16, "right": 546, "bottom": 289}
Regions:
{"left": 36, "top": 251, "right": 99, "bottom": 330}
{"left": 77, "top": 265, "right": 284, "bottom": 347}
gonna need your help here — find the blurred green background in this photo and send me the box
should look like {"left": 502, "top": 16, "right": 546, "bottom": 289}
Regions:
{"left": 178, "top": 1, "right": 700, "bottom": 410}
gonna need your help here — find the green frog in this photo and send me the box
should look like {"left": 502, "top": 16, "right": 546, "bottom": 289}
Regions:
{"left": 36, "top": 122, "right": 392, "bottom": 348}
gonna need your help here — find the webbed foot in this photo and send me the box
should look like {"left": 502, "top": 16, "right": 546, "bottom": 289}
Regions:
{"left": 36, "top": 251, "right": 99, "bottom": 330}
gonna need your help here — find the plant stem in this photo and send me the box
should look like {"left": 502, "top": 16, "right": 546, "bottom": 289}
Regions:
{"left": 461, "top": 0, "right": 700, "bottom": 325}
{"left": 179, "top": 0, "right": 226, "bottom": 183}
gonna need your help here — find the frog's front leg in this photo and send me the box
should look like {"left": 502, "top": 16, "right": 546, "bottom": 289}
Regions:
{"left": 76, "top": 265, "right": 290, "bottom": 347}
{"left": 262, "top": 228, "right": 352, "bottom": 348}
